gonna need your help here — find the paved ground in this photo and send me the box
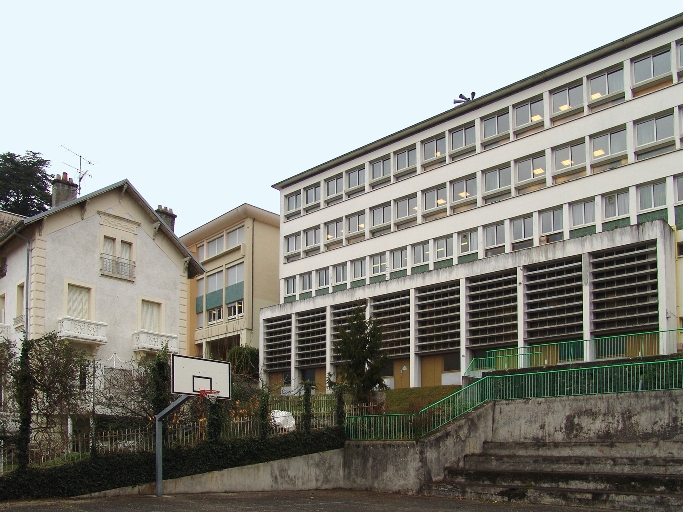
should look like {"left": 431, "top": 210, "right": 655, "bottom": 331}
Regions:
{"left": 0, "top": 490, "right": 601, "bottom": 511}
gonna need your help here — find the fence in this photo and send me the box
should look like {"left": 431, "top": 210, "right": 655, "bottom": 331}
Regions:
{"left": 463, "top": 329, "right": 683, "bottom": 378}
{"left": 346, "top": 357, "right": 683, "bottom": 441}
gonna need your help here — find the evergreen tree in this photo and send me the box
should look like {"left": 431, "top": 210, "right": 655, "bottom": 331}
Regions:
{"left": 330, "top": 305, "right": 387, "bottom": 404}
{"left": 0, "top": 151, "right": 52, "bottom": 217}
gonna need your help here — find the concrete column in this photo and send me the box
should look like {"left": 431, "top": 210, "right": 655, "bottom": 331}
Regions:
{"left": 409, "top": 288, "right": 419, "bottom": 388}
{"left": 325, "top": 305, "right": 333, "bottom": 392}
{"left": 477, "top": 226, "right": 485, "bottom": 259}
{"left": 459, "top": 277, "right": 469, "bottom": 374}
{"left": 666, "top": 175, "right": 676, "bottom": 226}
{"left": 289, "top": 313, "right": 298, "bottom": 392}
{"left": 656, "top": 228, "right": 677, "bottom": 354}
{"left": 428, "top": 239, "right": 435, "bottom": 270}
{"left": 623, "top": 59, "right": 633, "bottom": 101}
{"left": 544, "top": 148, "right": 553, "bottom": 188}
{"left": 516, "top": 266, "right": 526, "bottom": 369}
{"left": 504, "top": 218, "right": 512, "bottom": 253}
{"left": 582, "top": 253, "right": 594, "bottom": 362}
{"left": 595, "top": 194, "right": 604, "bottom": 233}
{"left": 542, "top": 91, "right": 551, "bottom": 129}
{"left": 625, "top": 121, "right": 636, "bottom": 164}
{"left": 671, "top": 42, "right": 679, "bottom": 85}
{"left": 476, "top": 170, "right": 484, "bottom": 207}
{"left": 674, "top": 106, "right": 682, "bottom": 150}
{"left": 628, "top": 185, "right": 638, "bottom": 225}
{"left": 532, "top": 211, "right": 540, "bottom": 247}
{"left": 563, "top": 203, "right": 571, "bottom": 241}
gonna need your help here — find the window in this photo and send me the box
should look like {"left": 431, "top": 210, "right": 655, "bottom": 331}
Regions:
{"left": 424, "top": 186, "right": 447, "bottom": 210}
{"left": 514, "top": 99, "right": 543, "bottom": 126}
{"left": 451, "top": 125, "right": 475, "bottom": 150}
{"left": 285, "top": 233, "right": 301, "bottom": 253}
{"left": 392, "top": 248, "right": 407, "bottom": 269}
{"left": 483, "top": 111, "right": 509, "bottom": 139}
{"left": 196, "top": 244, "right": 204, "bottom": 261}
{"left": 633, "top": 50, "right": 671, "bottom": 83}
{"left": 604, "top": 191, "right": 629, "bottom": 219}
{"left": 207, "top": 271, "right": 223, "bottom": 294}
{"left": 351, "top": 259, "right": 366, "bottom": 279}
{"left": 207, "top": 235, "right": 224, "bottom": 258}
{"left": 552, "top": 84, "right": 582, "bottom": 113}
{"left": 554, "top": 141, "right": 586, "bottom": 170}
{"left": 301, "top": 273, "right": 312, "bottom": 291}
{"left": 541, "top": 208, "right": 563, "bottom": 234}
{"left": 285, "top": 277, "right": 296, "bottom": 295}
{"left": 121, "top": 241, "right": 132, "bottom": 261}
{"left": 413, "top": 242, "right": 430, "bottom": 264}
{"left": 67, "top": 284, "right": 89, "bottom": 319}
{"left": 348, "top": 212, "right": 365, "bottom": 233}
{"left": 371, "top": 157, "right": 391, "bottom": 180}
{"left": 589, "top": 69, "right": 624, "bottom": 100}
{"left": 571, "top": 200, "right": 595, "bottom": 226}
{"left": 326, "top": 219, "right": 343, "bottom": 240}
{"left": 227, "top": 300, "right": 243, "bottom": 317}
{"left": 592, "top": 129, "right": 626, "bottom": 158}
{"left": 512, "top": 216, "right": 533, "bottom": 241}
{"left": 460, "top": 229, "right": 478, "bottom": 253}
{"left": 305, "top": 184, "right": 321, "bottom": 205}
{"left": 371, "top": 253, "right": 387, "bottom": 275}
{"left": 227, "top": 226, "right": 244, "bottom": 248}
{"left": 286, "top": 192, "right": 301, "bottom": 212}
{"left": 424, "top": 136, "right": 445, "bottom": 160}
{"left": 103, "top": 236, "right": 115, "bottom": 256}
{"left": 196, "top": 277, "right": 204, "bottom": 296}
{"left": 396, "top": 197, "right": 417, "bottom": 219}
{"left": 485, "top": 224, "right": 505, "bottom": 248}
{"left": 317, "top": 268, "right": 329, "bottom": 287}
{"left": 435, "top": 237, "right": 453, "bottom": 259}
{"left": 372, "top": 204, "right": 391, "bottom": 226}
{"left": 636, "top": 114, "right": 674, "bottom": 146}
{"left": 452, "top": 176, "right": 477, "bottom": 200}
{"left": 639, "top": 182, "right": 666, "bottom": 211}
{"left": 207, "top": 306, "right": 222, "bottom": 324}
{"left": 141, "top": 300, "right": 160, "bottom": 332}
{"left": 334, "top": 263, "right": 347, "bottom": 283}
{"left": 484, "top": 165, "right": 511, "bottom": 192}
{"left": 517, "top": 154, "right": 546, "bottom": 181}
{"left": 326, "top": 175, "right": 343, "bottom": 197}
{"left": 227, "top": 263, "right": 244, "bottom": 285}
{"left": 304, "top": 226, "right": 321, "bottom": 247}
{"left": 677, "top": 176, "right": 683, "bottom": 202}
{"left": 348, "top": 168, "right": 365, "bottom": 188}
{"left": 396, "top": 148, "right": 416, "bottom": 170}
{"left": 197, "top": 311, "right": 204, "bottom": 329}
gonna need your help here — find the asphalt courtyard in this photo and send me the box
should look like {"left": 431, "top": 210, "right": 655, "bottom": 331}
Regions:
{"left": 0, "top": 490, "right": 602, "bottom": 511}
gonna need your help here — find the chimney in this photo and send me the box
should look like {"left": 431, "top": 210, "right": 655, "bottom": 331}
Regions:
{"left": 51, "top": 172, "right": 78, "bottom": 207}
{"left": 155, "top": 205, "right": 177, "bottom": 232}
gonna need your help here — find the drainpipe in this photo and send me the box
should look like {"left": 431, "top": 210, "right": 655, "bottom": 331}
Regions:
{"left": 13, "top": 229, "right": 31, "bottom": 337}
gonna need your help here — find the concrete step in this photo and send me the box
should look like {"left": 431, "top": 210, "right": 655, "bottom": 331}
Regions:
{"left": 443, "top": 467, "right": 683, "bottom": 494}
{"left": 481, "top": 440, "right": 683, "bottom": 459}
{"left": 423, "top": 480, "right": 683, "bottom": 511}
{"left": 464, "top": 453, "right": 683, "bottom": 475}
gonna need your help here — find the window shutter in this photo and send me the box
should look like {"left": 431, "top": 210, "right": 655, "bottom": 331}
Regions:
{"left": 141, "top": 300, "right": 160, "bottom": 332}
{"left": 67, "top": 285, "right": 89, "bottom": 319}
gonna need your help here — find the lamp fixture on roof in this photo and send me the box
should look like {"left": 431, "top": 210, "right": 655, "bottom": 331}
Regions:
{"left": 454, "top": 92, "right": 476, "bottom": 105}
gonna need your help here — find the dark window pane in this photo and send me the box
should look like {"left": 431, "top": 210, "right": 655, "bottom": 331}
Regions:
{"left": 464, "top": 125, "right": 476, "bottom": 146}
{"left": 610, "top": 130, "right": 626, "bottom": 154}
{"left": 424, "top": 140, "right": 435, "bottom": 160}
{"left": 572, "top": 142, "right": 586, "bottom": 166}
{"left": 498, "top": 112, "right": 509, "bottom": 133}
{"left": 532, "top": 155, "right": 545, "bottom": 175}
{"left": 452, "top": 129, "right": 463, "bottom": 149}
{"left": 553, "top": 209, "right": 563, "bottom": 230}
{"left": 524, "top": 216, "right": 533, "bottom": 236}
{"left": 568, "top": 85, "right": 583, "bottom": 107}
{"left": 555, "top": 146, "right": 571, "bottom": 168}
{"left": 589, "top": 75, "right": 607, "bottom": 99}
{"left": 515, "top": 104, "right": 529, "bottom": 126}
{"left": 466, "top": 177, "right": 477, "bottom": 196}
{"left": 530, "top": 100, "right": 543, "bottom": 122}
{"left": 372, "top": 161, "right": 382, "bottom": 179}
{"left": 655, "top": 114, "right": 674, "bottom": 140}
{"left": 383, "top": 159, "right": 391, "bottom": 175}
{"left": 593, "top": 134, "right": 609, "bottom": 158}
{"left": 485, "top": 170, "right": 497, "bottom": 191}
{"left": 396, "top": 152, "right": 407, "bottom": 170}
{"left": 483, "top": 117, "right": 497, "bottom": 138}
{"left": 436, "top": 137, "right": 445, "bottom": 157}
{"left": 637, "top": 119, "right": 655, "bottom": 146}
{"left": 552, "top": 89, "right": 568, "bottom": 112}
{"left": 517, "top": 158, "right": 532, "bottom": 181}
{"left": 513, "top": 218, "right": 523, "bottom": 240}
{"left": 652, "top": 50, "right": 671, "bottom": 78}
{"left": 496, "top": 224, "right": 505, "bottom": 244}
{"left": 634, "top": 56, "right": 652, "bottom": 83}
{"left": 408, "top": 149, "right": 416, "bottom": 167}
{"left": 499, "top": 166, "right": 511, "bottom": 188}
{"left": 607, "top": 69, "right": 624, "bottom": 92}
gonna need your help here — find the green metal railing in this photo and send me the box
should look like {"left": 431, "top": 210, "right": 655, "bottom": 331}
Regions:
{"left": 463, "top": 329, "right": 683, "bottom": 377}
{"left": 345, "top": 357, "right": 683, "bottom": 441}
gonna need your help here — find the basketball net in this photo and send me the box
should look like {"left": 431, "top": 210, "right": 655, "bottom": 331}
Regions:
{"left": 199, "top": 389, "right": 220, "bottom": 405}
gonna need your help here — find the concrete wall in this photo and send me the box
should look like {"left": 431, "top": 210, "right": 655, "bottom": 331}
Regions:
{"left": 88, "top": 388, "right": 683, "bottom": 498}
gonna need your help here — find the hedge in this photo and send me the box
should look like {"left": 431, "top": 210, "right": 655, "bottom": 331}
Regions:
{"left": 0, "top": 427, "right": 346, "bottom": 500}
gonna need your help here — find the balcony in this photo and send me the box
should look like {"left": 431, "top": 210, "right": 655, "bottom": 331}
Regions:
{"left": 13, "top": 315, "right": 25, "bottom": 331}
{"left": 57, "top": 316, "right": 107, "bottom": 345}
{"left": 132, "top": 330, "right": 178, "bottom": 354}
{"left": 0, "top": 323, "right": 10, "bottom": 340}
{"left": 100, "top": 254, "right": 135, "bottom": 281}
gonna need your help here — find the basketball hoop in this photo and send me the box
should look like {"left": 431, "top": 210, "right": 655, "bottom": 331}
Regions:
{"left": 199, "top": 389, "right": 220, "bottom": 405}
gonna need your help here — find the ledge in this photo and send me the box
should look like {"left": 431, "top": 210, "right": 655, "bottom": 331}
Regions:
{"left": 631, "top": 73, "right": 673, "bottom": 94}
{"left": 201, "top": 243, "right": 243, "bottom": 264}
{"left": 394, "top": 165, "right": 417, "bottom": 179}
{"left": 634, "top": 137, "right": 675, "bottom": 157}
{"left": 369, "top": 175, "right": 391, "bottom": 188}
{"left": 350, "top": 279, "right": 366, "bottom": 288}
{"left": 588, "top": 89, "right": 625, "bottom": 108}
{"left": 345, "top": 185, "right": 366, "bottom": 198}
{"left": 592, "top": 151, "right": 627, "bottom": 168}
{"left": 513, "top": 118, "right": 544, "bottom": 135}
{"left": 434, "top": 258, "right": 453, "bottom": 269}
{"left": 458, "top": 253, "right": 479, "bottom": 264}
{"left": 390, "top": 269, "right": 407, "bottom": 279}
{"left": 516, "top": 174, "right": 546, "bottom": 189}
{"left": 449, "top": 143, "right": 476, "bottom": 159}
{"left": 395, "top": 214, "right": 417, "bottom": 226}
{"left": 411, "top": 264, "right": 429, "bottom": 274}
{"left": 553, "top": 163, "right": 586, "bottom": 178}
{"left": 550, "top": 103, "right": 583, "bottom": 122}
{"left": 481, "top": 131, "right": 510, "bottom": 146}
{"left": 602, "top": 217, "right": 631, "bottom": 231}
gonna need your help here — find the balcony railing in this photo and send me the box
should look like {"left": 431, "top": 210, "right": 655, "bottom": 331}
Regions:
{"left": 0, "top": 323, "right": 10, "bottom": 340}
{"left": 57, "top": 316, "right": 107, "bottom": 345}
{"left": 100, "top": 254, "right": 135, "bottom": 281}
{"left": 12, "top": 315, "right": 25, "bottom": 330}
{"left": 132, "top": 330, "right": 178, "bottom": 353}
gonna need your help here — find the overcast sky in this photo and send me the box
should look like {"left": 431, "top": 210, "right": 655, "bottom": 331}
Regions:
{"left": 2, "top": 2, "right": 681, "bottom": 235}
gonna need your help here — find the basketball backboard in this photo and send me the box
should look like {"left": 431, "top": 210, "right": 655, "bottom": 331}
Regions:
{"left": 171, "top": 354, "right": 231, "bottom": 399}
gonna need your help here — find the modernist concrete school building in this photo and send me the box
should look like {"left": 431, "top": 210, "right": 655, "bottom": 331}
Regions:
{"left": 259, "top": 15, "right": 683, "bottom": 392}
{"left": 0, "top": 175, "right": 203, "bottom": 364}
{"left": 181, "top": 204, "right": 280, "bottom": 359}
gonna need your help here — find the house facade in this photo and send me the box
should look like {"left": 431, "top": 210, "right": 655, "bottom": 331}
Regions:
{"left": 260, "top": 15, "right": 683, "bottom": 392}
{"left": 181, "top": 204, "right": 279, "bottom": 359}
{"left": 0, "top": 175, "right": 203, "bottom": 364}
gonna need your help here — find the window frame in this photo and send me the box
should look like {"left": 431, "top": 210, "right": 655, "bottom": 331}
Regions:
{"left": 604, "top": 191, "right": 629, "bottom": 219}
{"left": 591, "top": 128, "right": 627, "bottom": 160}
{"left": 207, "top": 306, "right": 223, "bottom": 325}
{"left": 635, "top": 113, "right": 675, "bottom": 148}
{"left": 351, "top": 258, "right": 366, "bottom": 280}
{"left": 570, "top": 199, "right": 596, "bottom": 227}
{"left": 227, "top": 262, "right": 244, "bottom": 286}
{"left": 514, "top": 98, "right": 544, "bottom": 128}
{"left": 300, "top": 272, "right": 313, "bottom": 292}
{"left": 516, "top": 153, "right": 546, "bottom": 182}
{"left": 540, "top": 208, "right": 564, "bottom": 235}
{"left": 395, "top": 147, "right": 417, "bottom": 171}
{"left": 450, "top": 124, "right": 476, "bottom": 152}
{"left": 633, "top": 48, "right": 672, "bottom": 84}
{"left": 326, "top": 175, "right": 343, "bottom": 197}
{"left": 371, "top": 253, "right": 387, "bottom": 275}
{"left": 372, "top": 204, "right": 392, "bottom": 227}
{"left": 347, "top": 212, "right": 366, "bottom": 235}
{"left": 286, "top": 191, "right": 301, "bottom": 213}
{"left": 588, "top": 67, "right": 624, "bottom": 101}
{"left": 371, "top": 157, "right": 391, "bottom": 181}
{"left": 395, "top": 196, "right": 418, "bottom": 220}
{"left": 551, "top": 82, "right": 583, "bottom": 114}
{"left": 304, "top": 184, "right": 321, "bottom": 205}
{"left": 347, "top": 168, "right": 365, "bottom": 190}
{"left": 334, "top": 263, "right": 347, "bottom": 284}
{"left": 285, "top": 277, "right": 297, "bottom": 296}
{"left": 413, "top": 242, "right": 430, "bottom": 265}
{"left": 226, "top": 300, "right": 244, "bottom": 318}
{"left": 638, "top": 181, "right": 666, "bottom": 212}
{"left": 392, "top": 248, "right": 407, "bottom": 269}
{"left": 423, "top": 136, "right": 446, "bottom": 161}
{"left": 424, "top": 185, "right": 447, "bottom": 211}
{"left": 459, "top": 229, "right": 478, "bottom": 254}
{"left": 435, "top": 236, "right": 453, "bottom": 260}
{"left": 206, "top": 235, "right": 224, "bottom": 259}
{"left": 304, "top": 226, "right": 321, "bottom": 248}
{"left": 326, "top": 219, "right": 343, "bottom": 241}
{"left": 554, "top": 140, "right": 586, "bottom": 172}
{"left": 285, "top": 233, "right": 301, "bottom": 254}
{"left": 482, "top": 111, "right": 510, "bottom": 140}
{"left": 512, "top": 216, "right": 533, "bottom": 242}
{"left": 452, "top": 175, "right": 477, "bottom": 202}
{"left": 317, "top": 268, "right": 329, "bottom": 288}
{"left": 484, "top": 165, "right": 511, "bottom": 193}
{"left": 227, "top": 226, "right": 244, "bottom": 249}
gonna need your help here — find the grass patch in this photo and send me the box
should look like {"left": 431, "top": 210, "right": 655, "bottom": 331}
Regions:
{"left": 385, "top": 385, "right": 461, "bottom": 414}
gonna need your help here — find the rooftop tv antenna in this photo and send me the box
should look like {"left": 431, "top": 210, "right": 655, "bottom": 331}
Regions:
{"left": 454, "top": 92, "right": 476, "bottom": 105}
{"left": 61, "top": 145, "right": 94, "bottom": 196}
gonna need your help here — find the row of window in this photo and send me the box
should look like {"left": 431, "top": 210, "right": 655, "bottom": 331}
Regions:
{"left": 283, "top": 177, "right": 683, "bottom": 295}
{"left": 197, "top": 300, "right": 244, "bottom": 328}
{"left": 196, "top": 262, "right": 245, "bottom": 295}
{"left": 284, "top": 111, "right": 679, "bottom": 257}
{"left": 283, "top": 43, "right": 683, "bottom": 219}
{"left": 195, "top": 226, "right": 244, "bottom": 261}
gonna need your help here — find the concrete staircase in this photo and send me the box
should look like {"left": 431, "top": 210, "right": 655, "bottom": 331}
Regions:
{"left": 423, "top": 440, "right": 683, "bottom": 511}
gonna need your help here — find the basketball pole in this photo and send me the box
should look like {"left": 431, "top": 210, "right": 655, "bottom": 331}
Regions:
{"left": 155, "top": 394, "right": 191, "bottom": 497}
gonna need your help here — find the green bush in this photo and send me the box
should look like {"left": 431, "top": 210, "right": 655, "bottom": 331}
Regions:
{"left": 0, "top": 427, "right": 346, "bottom": 500}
